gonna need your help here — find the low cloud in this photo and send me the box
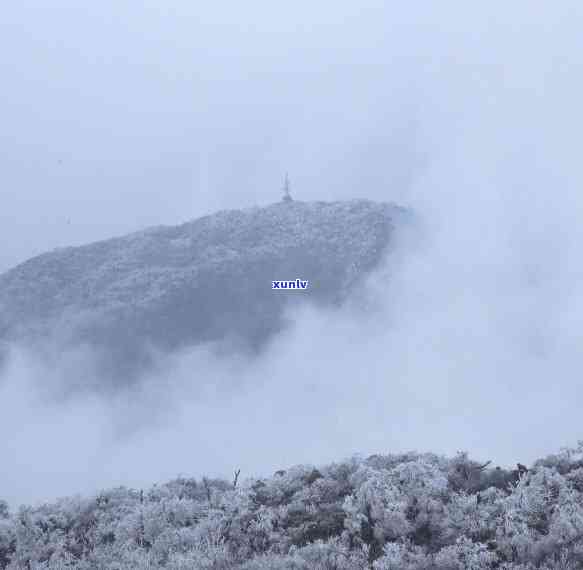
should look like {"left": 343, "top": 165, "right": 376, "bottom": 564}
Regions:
{"left": 2, "top": 0, "right": 583, "bottom": 507}
{"left": 2, "top": 196, "right": 582, "bottom": 506}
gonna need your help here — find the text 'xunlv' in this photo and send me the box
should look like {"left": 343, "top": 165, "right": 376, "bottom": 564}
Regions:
{"left": 272, "top": 279, "right": 309, "bottom": 290}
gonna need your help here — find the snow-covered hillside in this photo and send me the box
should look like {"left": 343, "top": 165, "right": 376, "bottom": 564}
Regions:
{"left": 0, "top": 200, "right": 409, "bottom": 381}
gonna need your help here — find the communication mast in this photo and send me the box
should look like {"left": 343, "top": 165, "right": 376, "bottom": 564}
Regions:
{"left": 282, "top": 173, "right": 293, "bottom": 202}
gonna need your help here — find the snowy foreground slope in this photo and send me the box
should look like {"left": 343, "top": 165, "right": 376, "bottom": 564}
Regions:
{"left": 0, "top": 200, "right": 407, "bottom": 381}
{"left": 1, "top": 445, "right": 583, "bottom": 569}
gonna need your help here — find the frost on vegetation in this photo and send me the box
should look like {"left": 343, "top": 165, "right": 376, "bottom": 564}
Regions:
{"left": 0, "top": 200, "right": 407, "bottom": 381}
{"left": 2, "top": 445, "right": 583, "bottom": 569}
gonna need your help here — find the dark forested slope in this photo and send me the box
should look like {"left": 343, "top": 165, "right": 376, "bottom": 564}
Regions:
{"left": 0, "top": 200, "right": 408, "bottom": 381}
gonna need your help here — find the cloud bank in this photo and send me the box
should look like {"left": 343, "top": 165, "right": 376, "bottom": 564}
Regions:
{"left": 2, "top": 0, "right": 583, "bottom": 505}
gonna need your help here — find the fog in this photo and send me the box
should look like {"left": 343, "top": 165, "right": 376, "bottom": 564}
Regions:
{"left": 2, "top": 1, "right": 583, "bottom": 505}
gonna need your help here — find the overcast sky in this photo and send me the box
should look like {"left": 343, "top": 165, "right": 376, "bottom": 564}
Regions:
{"left": 1, "top": 0, "right": 424, "bottom": 271}
{"left": 2, "top": 2, "right": 582, "bottom": 270}
{"left": 2, "top": 1, "right": 583, "bottom": 504}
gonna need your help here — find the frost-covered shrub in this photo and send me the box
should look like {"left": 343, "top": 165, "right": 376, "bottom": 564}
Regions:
{"left": 2, "top": 443, "right": 583, "bottom": 569}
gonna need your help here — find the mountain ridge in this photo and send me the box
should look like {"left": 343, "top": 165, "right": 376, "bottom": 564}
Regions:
{"left": 0, "top": 199, "right": 410, "bottom": 382}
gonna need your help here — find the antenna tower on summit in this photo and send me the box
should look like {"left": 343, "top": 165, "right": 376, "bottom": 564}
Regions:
{"left": 282, "top": 173, "right": 293, "bottom": 202}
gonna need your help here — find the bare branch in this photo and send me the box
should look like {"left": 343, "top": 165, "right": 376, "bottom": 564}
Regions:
{"left": 202, "top": 477, "right": 212, "bottom": 506}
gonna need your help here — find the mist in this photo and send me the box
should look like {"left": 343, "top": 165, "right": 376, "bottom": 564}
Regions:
{"left": 2, "top": 1, "right": 583, "bottom": 506}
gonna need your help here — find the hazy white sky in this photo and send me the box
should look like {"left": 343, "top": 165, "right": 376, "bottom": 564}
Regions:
{"left": 2, "top": 2, "right": 582, "bottom": 270}
{"left": 2, "top": 1, "right": 583, "bottom": 505}
{"left": 1, "top": 0, "right": 426, "bottom": 271}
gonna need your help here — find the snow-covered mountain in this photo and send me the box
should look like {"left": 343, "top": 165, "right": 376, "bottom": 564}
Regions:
{"left": 0, "top": 200, "right": 409, "bottom": 380}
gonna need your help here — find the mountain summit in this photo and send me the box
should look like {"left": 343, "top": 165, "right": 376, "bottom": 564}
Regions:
{"left": 0, "top": 199, "right": 409, "bottom": 381}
